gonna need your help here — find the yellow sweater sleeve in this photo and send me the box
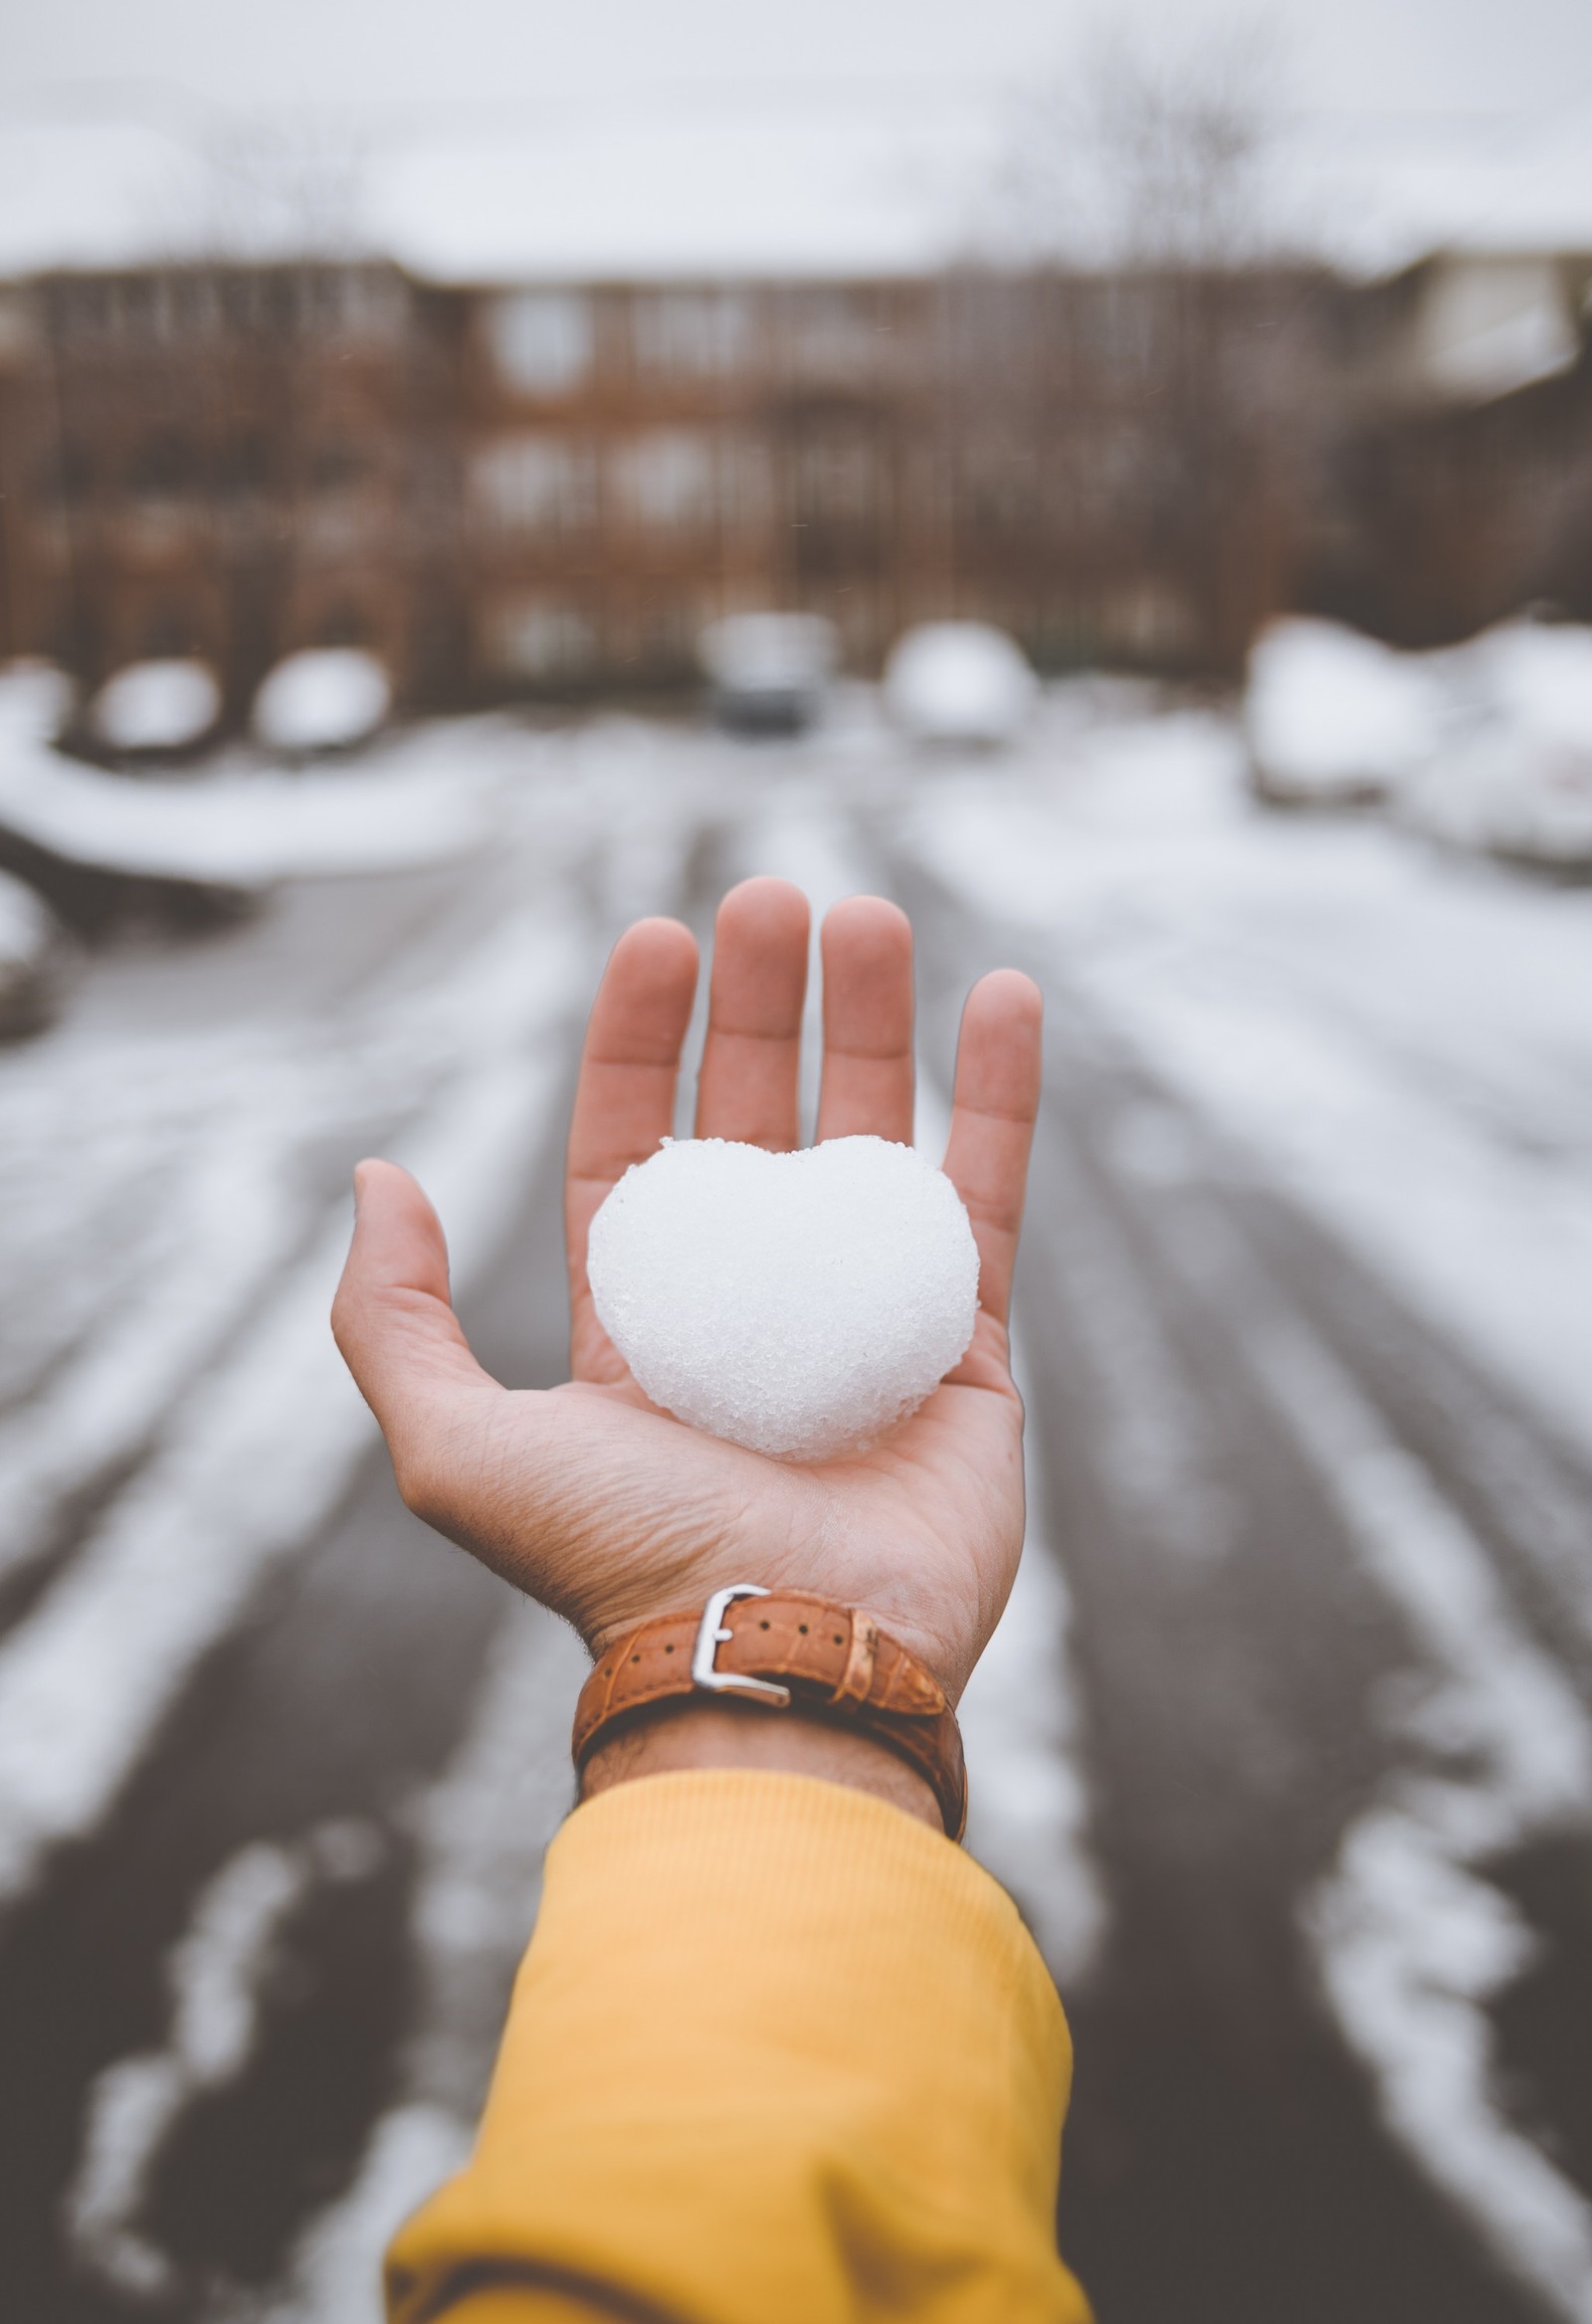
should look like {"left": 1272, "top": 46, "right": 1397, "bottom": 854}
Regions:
{"left": 386, "top": 1769, "right": 1092, "bottom": 2324}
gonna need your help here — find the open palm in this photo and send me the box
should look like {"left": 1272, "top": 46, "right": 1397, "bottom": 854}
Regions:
{"left": 332, "top": 878, "right": 1042, "bottom": 1702}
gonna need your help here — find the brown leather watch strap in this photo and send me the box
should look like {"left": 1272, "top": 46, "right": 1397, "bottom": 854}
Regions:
{"left": 573, "top": 1585, "right": 968, "bottom": 1841}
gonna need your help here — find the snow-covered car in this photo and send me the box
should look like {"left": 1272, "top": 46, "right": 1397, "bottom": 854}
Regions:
{"left": 1398, "top": 619, "right": 1592, "bottom": 872}
{"left": 0, "top": 659, "right": 75, "bottom": 745}
{"left": 88, "top": 659, "right": 223, "bottom": 759}
{"left": 0, "top": 866, "right": 70, "bottom": 1040}
{"left": 697, "top": 615, "right": 837, "bottom": 735}
{"left": 884, "top": 623, "right": 1038, "bottom": 748}
{"left": 1244, "top": 618, "right": 1444, "bottom": 807}
{"left": 253, "top": 648, "right": 393, "bottom": 757}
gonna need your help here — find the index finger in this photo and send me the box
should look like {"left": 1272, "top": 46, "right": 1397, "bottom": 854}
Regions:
{"left": 565, "top": 917, "right": 698, "bottom": 1375}
{"left": 940, "top": 970, "right": 1043, "bottom": 1330}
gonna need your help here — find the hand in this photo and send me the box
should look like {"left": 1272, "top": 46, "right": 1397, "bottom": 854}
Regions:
{"left": 332, "top": 878, "right": 1042, "bottom": 1707}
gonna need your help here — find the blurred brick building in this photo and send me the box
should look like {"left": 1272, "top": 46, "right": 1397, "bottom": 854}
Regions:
{"left": 0, "top": 251, "right": 1588, "bottom": 718}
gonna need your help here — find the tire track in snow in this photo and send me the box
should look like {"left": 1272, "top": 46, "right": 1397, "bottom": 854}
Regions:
{"left": 1146, "top": 1189, "right": 1592, "bottom": 2317}
{"left": 63, "top": 1817, "right": 390, "bottom": 2305}
{"left": 243, "top": 1602, "right": 587, "bottom": 2323}
{"left": 0, "top": 905, "right": 593, "bottom": 1920}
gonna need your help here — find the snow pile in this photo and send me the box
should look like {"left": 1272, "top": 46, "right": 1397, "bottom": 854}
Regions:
{"left": 253, "top": 651, "right": 393, "bottom": 756}
{"left": 1245, "top": 618, "right": 1444, "bottom": 805}
{"left": 89, "top": 661, "right": 222, "bottom": 755}
{"left": 587, "top": 1135, "right": 980, "bottom": 1459}
{"left": 0, "top": 662, "right": 75, "bottom": 745}
{"left": 1400, "top": 621, "right": 1592, "bottom": 868}
{"left": 0, "top": 734, "right": 497, "bottom": 885}
{"left": 885, "top": 623, "right": 1038, "bottom": 748}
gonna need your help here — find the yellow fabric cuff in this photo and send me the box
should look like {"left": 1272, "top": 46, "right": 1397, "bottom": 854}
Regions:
{"left": 388, "top": 1769, "right": 1090, "bottom": 2324}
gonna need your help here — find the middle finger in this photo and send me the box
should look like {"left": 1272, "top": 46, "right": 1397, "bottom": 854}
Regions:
{"left": 694, "top": 877, "right": 810, "bottom": 1147}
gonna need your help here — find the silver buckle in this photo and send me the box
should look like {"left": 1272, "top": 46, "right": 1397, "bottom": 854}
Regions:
{"left": 692, "top": 1584, "right": 792, "bottom": 1707}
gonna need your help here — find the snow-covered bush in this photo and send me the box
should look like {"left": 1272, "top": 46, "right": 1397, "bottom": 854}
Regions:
{"left": 884, "top": 623, "right": 1039, "bottom": 747}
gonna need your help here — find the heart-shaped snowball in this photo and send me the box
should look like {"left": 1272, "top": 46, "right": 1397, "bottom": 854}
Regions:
{"left": 586, "top": 1135, "right": 980, "bottom": 1460}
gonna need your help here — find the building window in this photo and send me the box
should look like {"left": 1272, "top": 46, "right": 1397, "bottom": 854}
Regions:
{"left": 488, "top": 599, "right": 597, "bottom": 678}
{"left": 612, "top": 431, "right": 716, "bottom": 528}
{"left": 786, "top": 290, "right": 883, "bottom": 384}
{"left": 632, "top": 290, "right": 752, "bottom": 378}
{"left": 795, "top": 437, "right": 879, "bottom": 526}
{"left": 489, "top": 292, "right": 593, "bottom": 394}
{"left": 473, "top": 435, "right": 596, "bottom": 534}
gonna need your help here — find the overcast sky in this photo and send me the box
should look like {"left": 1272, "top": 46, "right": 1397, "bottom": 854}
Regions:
{"left": 3, "top": 0, "right": 1590, "bottom": 277}
{"left": 9, "top": 0, "right": 1591, "bottom": 127}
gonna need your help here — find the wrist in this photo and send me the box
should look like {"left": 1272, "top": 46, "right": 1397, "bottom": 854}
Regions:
{"left": 578, "top": 1698, "right": 943, "bottom": 1833}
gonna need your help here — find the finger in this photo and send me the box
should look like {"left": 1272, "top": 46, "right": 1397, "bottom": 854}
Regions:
{"left": 566, "top": 917, "right": 699, "bottom": 1365}
{"left": 694, "top": 876, "right": 810, "bottom": 1148}
{"left": 815, "top": 895, "right": 915, "bottom": 1144}
{"left": 331, "top": 1159, "right": 498, "bottom": 1505}
{"left": 940, "top": 970, "right": 1043, "bottom": 1330}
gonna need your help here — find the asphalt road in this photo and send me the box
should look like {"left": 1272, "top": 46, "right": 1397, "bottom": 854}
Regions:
{"left": 2, "top": 708, "right": 1590, "bottom": 2322}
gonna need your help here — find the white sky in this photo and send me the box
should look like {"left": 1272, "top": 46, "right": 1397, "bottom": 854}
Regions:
{"left": 3, "top": 0, "right": 1590, "bottom": 276}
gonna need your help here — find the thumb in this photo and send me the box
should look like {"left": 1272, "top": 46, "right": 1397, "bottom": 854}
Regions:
{"left": 332, "top": 1159, "right": 498, "bottom": 1502}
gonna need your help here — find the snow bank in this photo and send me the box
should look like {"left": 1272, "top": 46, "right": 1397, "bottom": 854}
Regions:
{"left": 89, "top": 661, "right": 222, "bottom": 755}
{"left": 0, "top": 732, "right": 498, "bottom": 886}
{"left": 1245, "top": 618, "right": 1444, "bottom": 805}
{"left": 253, "top": 651, "right": 393, "bottom": 756}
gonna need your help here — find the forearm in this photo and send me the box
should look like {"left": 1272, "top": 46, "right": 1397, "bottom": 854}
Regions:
{"left": 386, "top": 1770, "right": 1091, "bottom": 2324}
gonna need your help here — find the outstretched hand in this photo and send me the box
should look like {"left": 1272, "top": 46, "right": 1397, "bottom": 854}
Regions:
{"left": 332, "top": 878, "right": 1042, "bottom": 1702}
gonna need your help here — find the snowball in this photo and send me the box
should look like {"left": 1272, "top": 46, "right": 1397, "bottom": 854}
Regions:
{"left": 586, "top": 1135, "right": 980, "bottom": 1460}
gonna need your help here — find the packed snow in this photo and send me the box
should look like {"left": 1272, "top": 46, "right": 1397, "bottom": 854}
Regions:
{"left": 89, "top": 661, "right": 222, "bottom": 755}
{"left": 253, "top": 650, "right": 393, "bottom": 756}
{"left": 587, "top": 1134, "right": 979, "bottom": 1459}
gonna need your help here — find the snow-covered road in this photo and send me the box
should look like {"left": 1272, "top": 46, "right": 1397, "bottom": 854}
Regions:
{"left": 2, "top": 694, "right": 1590, "bottom": 2324}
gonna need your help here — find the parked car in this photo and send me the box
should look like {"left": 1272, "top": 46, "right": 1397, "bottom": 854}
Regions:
{"left": 884, "top": 623, "right": 1038, "bottom": 748}
{"left": 0, "top": 867, "right": 71, "bottom": 1040}
{"left": 698, "top": 614, "right": 837, "bottom": 735}
{"left": 253, "top": 648, "right": 392, "bottom": 757}
{"left": 1244, "top": 618, "right": 1444, "bottom": 807}
{"left": 1397, "top": 618, "right": 1592, "bottom": 872}
{"left": 88, "top": 659, "right": 223, "bottom": 760}
{"left": 0, "top": 658, "right": 74, "bottom": 745}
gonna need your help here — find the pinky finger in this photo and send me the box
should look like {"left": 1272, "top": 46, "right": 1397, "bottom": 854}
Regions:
{"left": 941, "top": 970, "right": 1043, "bottom": 1330}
